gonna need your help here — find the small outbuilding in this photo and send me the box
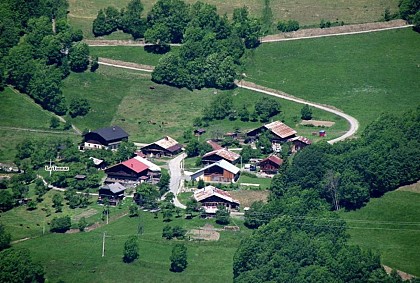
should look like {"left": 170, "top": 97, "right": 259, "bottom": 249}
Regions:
{"left": 288, "top": 136, "right": 312, "bottom": 152}
{"left": 98, "top": 182, "right": 126, "bottom": 205}
{"left": 259, "top": 155, "right": 283, "bottom": 174}
{"left": 194, "top": 128, "right": 206, "bottom": 136}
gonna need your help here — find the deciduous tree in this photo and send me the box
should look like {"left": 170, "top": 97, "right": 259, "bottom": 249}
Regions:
{"left": 123, "top": 235, "right": 139, "bottom": 263}
{"left": 170, "top": 243, "right": 187, "bottom": 272}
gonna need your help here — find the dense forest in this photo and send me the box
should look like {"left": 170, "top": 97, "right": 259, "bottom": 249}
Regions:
{"left": 0, "top": 0, "right": 92, "bottom": 115}
{"left": 236, "top": 108, "right": 420, "bottom": 281}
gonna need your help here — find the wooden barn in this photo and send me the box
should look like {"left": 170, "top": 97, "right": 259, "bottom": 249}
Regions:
{"left": 202, "top": 148, "right": 240, "bottom": 165}
{"left": 83, "top": 126, "right": 128, "bottom": 150}
{"left": 105, "top": 156, "right": 161, "bottom": 187}
{"left": 247, "top": 121, "right": 297, "bottom": 143}
{"left": 194, "top": 185, "right": 240, "bottom": 214}
{"left": 259, "top": 155, "right": 283, "bottom": 174}
{"left": 288, "top": 136, "right": 312, "bottom": 152}
{"left": 98, "top": 182, "right": 126, "bottom": 205}
{"left": 141, "top": 136, "right": 182, "bottom": 157}
{"left": 190, "top": 160, "right": 240, "bottom": 183}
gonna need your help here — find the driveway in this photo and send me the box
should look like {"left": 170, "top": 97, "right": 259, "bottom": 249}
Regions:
{"left": 168, "top": 153, "right": 187, "bottom": 209}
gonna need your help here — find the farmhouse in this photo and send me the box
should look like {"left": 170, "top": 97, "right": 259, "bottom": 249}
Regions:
{"left": 288, "top": 136, "right": 312, "bottom": 152}
{"left": 194, "top": 185, "right": 240, "bottom": 214}
{"left": 141, "top": 136, "right": 182, "bottom": 157}
{"left": 202, "top": 148, "right": 241, "bottom": 165}
{"left": 247, "top": 121, "right": 297, "bottom": 143}
{"left": 98, "top": 182, "right": 126, "bottom": 205}
{"left": 190, "top": 159, "right": 240, "bottom": 183}
{"left": 83, "top": 126, "right": 128, "bottom": 150}
{"left": 259, "top": 155, "right": 283, "bottom": 174}
{"left": 105, "top": 156, "right": 161, "bottom": 186}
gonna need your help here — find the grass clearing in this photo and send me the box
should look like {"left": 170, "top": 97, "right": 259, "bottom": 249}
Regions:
{"left": 243, "top": 28, "right": 420, "bottom": 130}
{"left": 69, "top": 0, "right": 399, "bottom": 39}
{"left": 14, "top": 209, "right": 250, "bottom": 282}
{"left": 238, "top": 175, "right": 272, "bottom": 190}
{"left": 340, "top": 190, "right": 420, "bottom": 276}
{"left": 229, "top": 189, "right": 269, "bottom": 208}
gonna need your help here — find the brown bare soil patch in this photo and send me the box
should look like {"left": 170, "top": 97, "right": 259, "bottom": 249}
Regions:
{"left": 229, "top": 190, "right": 269, "bottom": 208}
{"left": 301, "top": 120, "right": 335, "bottom": 127}
{"left": 187, "top": 224, "right": 220, "bottom": 241}
{"left": 397, "top": 181, "right": 420, "bottom": 193}
{"left": 383, "top": 265, "right": 415, "bottom": 281}
{"left": 72, "top": 208, "right": 98, "bottom": 222}
{"left": 262, "top": 20, "right": 408, "bottom": 42}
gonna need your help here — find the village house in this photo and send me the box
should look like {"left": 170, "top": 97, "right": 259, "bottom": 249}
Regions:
{"left": 189, "top": 159, "right": 240, "bottom": 183}
{"left": 259, "top": 155, "right": 283, "bottom": 175}
{"left": 104, "top": 156, "right": 161, "bottom": 187}
{"left": 202, "top": 148, "right": 241, "bottom": 165}
{"left": 141, "top": 136, "right": 182, "bottom": 157}
{"left": 83, "top": 126, "right": 128, "bottom": 150}
{"left": 98, "top": 182, "right": 126, "bottom": 205}
{"left": 247, "top": 121, "right": 297, "bottom": 143}
{"left": 288, "top": 136, "right": 312, "bottom": 152}
{"left": 194, "top": 185, "right": 240, "bottom": 215}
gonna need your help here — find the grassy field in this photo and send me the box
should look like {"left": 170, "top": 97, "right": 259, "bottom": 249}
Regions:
{"left": 62, "top": 65, "right": 347, "bottom": 144}
{"left": 14, "top": 209, "right": 250, "bottom": 282}
{"left": 340, "top": 187, "right": 420, "bottom": 277}
{"left": 237, "top": 174, "right": 272, "bottom": 190}
{"left": 69, "top": 0, "right": 399, "bottom": 39}
{"left": 90, "top": 46, "right": 179, "bottom": 66}
{"left": 243, "top": 28, "right": 420, "bottom": 130}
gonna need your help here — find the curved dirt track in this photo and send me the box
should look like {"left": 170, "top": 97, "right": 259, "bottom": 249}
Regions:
{"left": 236, "top": 81, "right": 359, "bottom": 144}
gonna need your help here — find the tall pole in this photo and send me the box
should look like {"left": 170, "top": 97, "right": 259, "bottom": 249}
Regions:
{"left": 102, "top": 232, "right": 106, "bottom": 257}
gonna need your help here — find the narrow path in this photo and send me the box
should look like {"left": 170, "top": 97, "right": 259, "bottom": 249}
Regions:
{"left": 99, "top": 58, "right": 154, "bottom": 72}
{"left": 0, "top": 126, "right": 78, "bottom": 135}
{"left": 237, "top": 80, "right": 359, "bottom": 144}
{"left": 95, "top": 60, "right": 359, "bottom": 143}
{"left": 261, "top": 20, "right": 412, "bottom": 43}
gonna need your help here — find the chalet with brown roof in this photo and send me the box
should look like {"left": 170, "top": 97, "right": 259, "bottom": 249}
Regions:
{"left": 202, "top": 148, "right": 240, "bottom": 165}
{"left": 83, "top": 126, "right": 128, "bottom": 150}
{"left": 247, "top": 121, "right": 297, "bottom": 143}
{"left": 194, "top": 185, "right": 240, "bottom": 214}
{"left": 190, "top": 160, "right": 240, "bottom": 183}
{"left": 259, "top": 155, "right": 283, "bottom": 174}
{"left": 141, "top": 136, "right": 182, "bottom": 157}
{"left": 105, "top": 156, "right": 161, "bottom": 187}
{"left": 288, "top": 136, "right": 312, "bottom": 152}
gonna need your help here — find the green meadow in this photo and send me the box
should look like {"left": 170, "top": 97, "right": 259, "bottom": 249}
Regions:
{"left": 68, "top": 0, "right": 399, "bottom": 39}
{"left": 243, "top": 28, "right": 420, "bottom": 130}
{"left": 340, "top": 187, "right": 420, "bottom": 277}
{"left": 14, "top": 209, "right": 249, "bottom": 283}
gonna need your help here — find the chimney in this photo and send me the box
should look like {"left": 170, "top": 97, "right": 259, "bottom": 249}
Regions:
{"left": 112, "top": 126, "right": 116, "bottom": 131}
{"left": 165, "top": 136, "right": 169, "bottom": 140}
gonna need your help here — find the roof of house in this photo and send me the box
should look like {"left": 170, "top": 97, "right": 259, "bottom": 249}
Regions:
{"left": 194, "top": 128, "right": 206, "bottom": 133}
{"left": 133, "top": 156, "right": 161, "bottom": 172}
{"left": 191, "top": 160, "right": 240, "bottom": 178}
{"left": 206, "top": 140, "right": 223, "bottom": 150}
{"left": 101, "top": 182, "right": 126, "bottom": 194}
{"left": 89, "top": 157, "right": 104, "bottom": 166}
{"left": 194, "top": 185, "right": 240, "bottom": 205}
{"left": 288, "top": 136, "right": 312, "bottom": 145}
{"left": 87, "top": 126, "right": 128, "bottom": 141}
{"left": 121, "top": 157, "right": 149, "bottom": 173}
{"left": 265, "top": 121, "right": 297, "bottom": 138}
{"left": 148, "top": 136, "right": 182, "bottom": 152}
{"left": 202, "top": 148, "right": 240, "bottom": 163}
{"left": 260, "top": 155, "right": 283, "bottom": 166}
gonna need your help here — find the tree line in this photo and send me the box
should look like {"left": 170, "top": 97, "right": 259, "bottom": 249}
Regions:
{"left": 92, "top": 0, "right": 264, "bottom": 90}
{"left": 234, "top": 108, "right": 420, "bottom": 282}
{"left": 0, "top": 0, "right": 94, "bottom": 115}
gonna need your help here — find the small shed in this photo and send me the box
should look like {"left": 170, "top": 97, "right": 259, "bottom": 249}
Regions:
{"left": 98, "top": 182, "right": 126, "bottom": 205}
{"left": 194, "top": 128, "right": 206, "bottom": 136}
{"left": 259, "top": 155, "right": 283, "bottom": 174}
{"left": 74, "top": 174, "right": 87, "bottom": 181}
{"left": 319, "top": 130, "right": 326, "bottom": 137}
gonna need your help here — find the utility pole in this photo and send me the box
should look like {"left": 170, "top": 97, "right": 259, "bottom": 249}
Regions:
{"left": 102, "top": 232, "right": 106, "bottom": 257}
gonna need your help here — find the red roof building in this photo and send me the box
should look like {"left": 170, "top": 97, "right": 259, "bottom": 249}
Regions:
{"left": 105, "top": 156, "right": 161, "bottom": 186}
